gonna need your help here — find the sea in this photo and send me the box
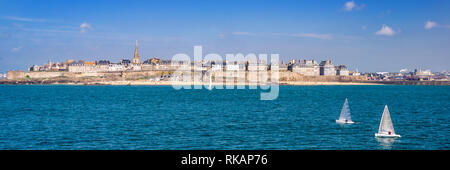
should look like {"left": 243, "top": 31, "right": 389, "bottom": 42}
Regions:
{"left": 0, "top": 85, "right": 448, "bottom": 150}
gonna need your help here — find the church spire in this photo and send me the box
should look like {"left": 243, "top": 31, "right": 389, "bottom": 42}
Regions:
{"left": 133, "top": 40, "right": 140, "bottom": 64}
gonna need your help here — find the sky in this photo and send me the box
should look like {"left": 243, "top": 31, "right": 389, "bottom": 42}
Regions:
{"left": 0, "top": 0, "right": 449, "bottom": 73}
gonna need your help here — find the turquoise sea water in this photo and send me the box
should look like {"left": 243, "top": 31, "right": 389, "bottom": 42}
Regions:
{"left": 0, "top": 85, "right": 448, "bottom": 150}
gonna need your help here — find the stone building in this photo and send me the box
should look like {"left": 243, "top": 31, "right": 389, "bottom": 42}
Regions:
{"left": 269, "top": 61, "right": 288, "bottom": 71}
{"left": 319, "top": 60, "right": 336, "bottom": 76}
{"left": 68, "top": 60, "right": 110, "bottom": 73}
{"left": 130, "top": 63, "right": 142, "bottom": 71}
{"left": 109, "top": 63, "right": 124, "bottom": 72}
{"left": 336, "top": 65, "right": 349, "bottom": 76}
{"left": 291, "top": 60, "right": 320, "bottom": 76}
{"left": 246, "top": 59, "right": 268, "bottom": 71}
{"left": 67, "top": 60, "right": 85, "bottom": 72}
{"left": 142, "top": 59, "right": 178, "bottom": 71}
{"left": 414, "top": 69, "right": 433, "bottom": 76}
{"left": 28, "top": 65, "right": 44, "bottom": 72}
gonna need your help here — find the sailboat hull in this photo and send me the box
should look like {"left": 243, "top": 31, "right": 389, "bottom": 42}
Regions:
{"left": 336, "top": 120, "right": 354, "bottom": 124}
{"left": 375, "top": 133, "right": 401, "bottom": 138}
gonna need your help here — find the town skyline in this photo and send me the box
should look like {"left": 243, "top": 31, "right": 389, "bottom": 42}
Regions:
{"left": 13, "top": 41, "right": 446, "bottom": 75}
{"left": 3, "top": 39, "right": 447, "bottom": 74}
{"left": 1, "top": 0, "right": 449, "bottom": 72}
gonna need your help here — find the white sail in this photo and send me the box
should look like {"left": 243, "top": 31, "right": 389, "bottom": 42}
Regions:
{"left": 338, "top": 98, "right": 352, "bottom": 122}
{"left": 378, "top": 105, "right": 396, "bottom": 135}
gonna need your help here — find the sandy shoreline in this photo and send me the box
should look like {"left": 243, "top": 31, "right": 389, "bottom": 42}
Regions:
{"left": 279, "top": 81, "right": 382, "bottom": 85}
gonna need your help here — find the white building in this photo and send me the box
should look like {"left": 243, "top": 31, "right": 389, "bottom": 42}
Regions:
{"left": 211, "top": 64, "right": 223, "bottom": 71}
{"left": 226, "top": 64, "right": 240, "bottom": 71}
{"left": 336, "top": 65, "right": 350, "bottom": 76}
{"left": 130, "top": 64, "right": 142, "bottom": 71}
{"left": 109, "top": 64, "right": 124, "bottom": 72}
{"left": 414, "top": 69, "right": 433, "bottom": 76}
{"left": 319, "top": 60, "right": 336, "bottom": 76}
{"left": 292, "top": 60, "right": 320, "bottom": 76}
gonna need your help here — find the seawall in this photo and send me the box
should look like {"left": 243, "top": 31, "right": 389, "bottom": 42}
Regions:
{"left": 4, "top": 70, "right": 449, "bottom": 86}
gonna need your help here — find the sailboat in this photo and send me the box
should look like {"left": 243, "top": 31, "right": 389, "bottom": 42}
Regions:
{"left": 336, "top": 98, "right": 354, "bottom": 124}
{"left": 375, "top": 105, "right": 401, "bottom": 138}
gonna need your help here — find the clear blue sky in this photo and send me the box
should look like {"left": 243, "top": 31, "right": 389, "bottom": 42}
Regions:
{"left": 0, "top": 0, "right": 449, "bottom": 72}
